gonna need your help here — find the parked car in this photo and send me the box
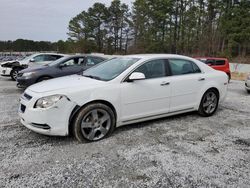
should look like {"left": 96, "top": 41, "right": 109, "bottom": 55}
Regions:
{"left": 16, "top": 55, "right": 107, "bottom": 88}
{"left": 195, "top": 57, "right": 231, "bottom": 81}
{"left": 19, "top": 54, "right": 228, "bottom": 142}
{"left": 0, "top": 53, "right": 65, "bottom": 80}
{"left": 245, "top": 74, "right": 250, "bottom": 93}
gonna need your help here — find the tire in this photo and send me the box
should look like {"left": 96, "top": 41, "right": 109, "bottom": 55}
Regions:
{"left": 10, "top": 68, "right": 21, "bottom": 81}
{"left": 227, "top": 73, "right": 231, "bottom": 83}
{"left": 198, "top": 89, "right": 219, "bottom": 117}
{"left": 36, "top": 76, "right": 51, "bottom": 83}
{"left": 72, "top": 103, "right": 116, "bottom": 142}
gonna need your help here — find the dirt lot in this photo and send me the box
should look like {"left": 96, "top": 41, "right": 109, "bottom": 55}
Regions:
{"left": 0, "top": 76, "right": 249, "bottom": 188}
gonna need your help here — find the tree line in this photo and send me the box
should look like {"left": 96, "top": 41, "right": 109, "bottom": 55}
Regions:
{"left": 1, "top": 0, "right": 250, "bottom": 60}
{"left": 68, "top": 0, "right": 250, "bottom": 59}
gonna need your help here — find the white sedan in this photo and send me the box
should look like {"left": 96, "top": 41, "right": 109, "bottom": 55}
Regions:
{"left": 19, "top": 54, "right": 228, "bottom": 142}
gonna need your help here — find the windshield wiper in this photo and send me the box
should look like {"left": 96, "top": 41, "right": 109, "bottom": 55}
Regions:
{"left": 83, "top": 74, "right": 102, "bottom": 80}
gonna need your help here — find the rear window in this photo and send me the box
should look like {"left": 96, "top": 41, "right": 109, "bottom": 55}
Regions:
{"left": 168, "top": 59, "right": 201, "bottom": 75}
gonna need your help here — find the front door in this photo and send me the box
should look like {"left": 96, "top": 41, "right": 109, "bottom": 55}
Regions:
{"left": 57, "top": 57, "right": 85, "bottom": 76}
{"left": 121, "top": 59, "right": 171, "bottom": 121}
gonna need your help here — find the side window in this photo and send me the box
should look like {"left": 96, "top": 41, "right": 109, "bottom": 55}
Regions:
{"left": 45, "top": 55, "right": 62, "bottom": 61}
{"left": 86, "top": 57, "right": 104, "bottom": 66}
{"left": 61, "top": 58, "right": 81, "bottom": 66}
{"left": 168, "top": 59, "right": 201, "bottom": 75}
{"left": 192, "top": 62, "right": 202, "bottom": 73}
{"left": 215, "top": 60, "right": 225, "bottom": 65}
{"left": 134, "top": 59, "right": 167, "bottom": 79}
{"left": 33, "top": 55, "right": 45, "bottom": 62}
{"left": 206, "top": 59, "right": 215, "bottom": 65}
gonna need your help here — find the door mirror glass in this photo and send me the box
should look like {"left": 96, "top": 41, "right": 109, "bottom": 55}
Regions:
{"left": 29, "top": 58, "right": 35, "bottom": 62}
{"left": 128, "top": 72, "right": 145, "bottom": 81}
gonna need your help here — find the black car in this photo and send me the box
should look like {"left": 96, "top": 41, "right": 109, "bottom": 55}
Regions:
{"left": 16, "top": 55, "right": 106, "bottom": 88}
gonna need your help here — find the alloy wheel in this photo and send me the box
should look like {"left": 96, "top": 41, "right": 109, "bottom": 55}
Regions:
{"left": 202, "top": 91, "right": 218, "bottom": 114}
{"left": 81, "top": 109, "right": 111, "bottom": 141}
{"left": 12, "top": 70, "right": 18, "bottom": 80}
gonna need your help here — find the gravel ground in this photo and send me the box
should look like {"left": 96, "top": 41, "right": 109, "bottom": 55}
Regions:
{"left": 0, "top": 76, "right": 249, "bottom": 188}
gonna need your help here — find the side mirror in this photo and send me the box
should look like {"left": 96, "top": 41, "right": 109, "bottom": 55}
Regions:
{"left": 29, "top": 58, "right": 35, "bottom": 63}
{"left": 128, "top": 72, "right": 145, "bottom": 82}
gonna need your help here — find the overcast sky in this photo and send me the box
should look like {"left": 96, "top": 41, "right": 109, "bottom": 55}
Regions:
{"left": 0, "top": 0, "right": 134, "bottom": 42}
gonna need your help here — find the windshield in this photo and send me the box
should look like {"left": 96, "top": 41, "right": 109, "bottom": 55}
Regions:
{"left": 83, "top": 57, "right": 140, "bottom": 81}
{"left": 20, "top": 54, "right": 34, "bottom": 61}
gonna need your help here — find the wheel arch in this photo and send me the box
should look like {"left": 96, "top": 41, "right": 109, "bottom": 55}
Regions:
{"left": 196, "top": 85, "right": 221, "bottom": 110}
{"left": 206, "top": 87, "right": 220, "bottom": 98}
{"left": 68, "top": 99, "right": 117, "bottom": 135}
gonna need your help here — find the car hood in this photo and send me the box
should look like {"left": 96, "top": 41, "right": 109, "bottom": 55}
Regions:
{"left": 28, "top": 74, "right": 105, "bottom": 93}
{"left": 0, "top": 60, "right": 16, "bottom": 65}
{"left": 20, "top": 65, "right": 47, "bottom": 73}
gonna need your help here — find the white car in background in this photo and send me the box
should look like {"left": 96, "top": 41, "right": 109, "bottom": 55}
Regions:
{"left": 0, "top": 53, "right": 65, "bottom": 80}
{"left": 19, "top": 54, "right": 228, "bottom": 142}
{"left": 245, "top": 74, "right": 250, "bottom": 93}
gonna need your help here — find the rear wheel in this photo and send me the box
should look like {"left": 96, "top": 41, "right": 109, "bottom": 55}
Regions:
{"left": 72, "top": 103, "right": 116, "bottom": 142}
{"left": 198, "top": 89, "right": 219, "bottom": 117}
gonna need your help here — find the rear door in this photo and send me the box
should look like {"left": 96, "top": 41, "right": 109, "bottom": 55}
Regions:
{"left": 168, "top": 59, "right": 206, "bottom": 112}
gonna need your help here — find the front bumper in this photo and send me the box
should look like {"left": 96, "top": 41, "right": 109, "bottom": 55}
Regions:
{"left": 18, "top": 90, "right": 76, "bottom": 136}
{"left": 17, "top": 77, "right": 36, "bottom": 88}
{"left": 0, "top": 66, "right": 11, "bottom": 76}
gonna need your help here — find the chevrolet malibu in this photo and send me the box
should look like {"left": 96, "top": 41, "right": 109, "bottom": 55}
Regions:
{"left": 19, "top": 54, "right": 228, "bottom": 142}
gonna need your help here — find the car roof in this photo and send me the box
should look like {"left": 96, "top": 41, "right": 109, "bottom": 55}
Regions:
{"left": 32, "top": 53, "right": 68, "bottom": 57}
{"left": 194, "top": 57, "right": 228, "bottom": 60}
{"left": 123, "top": 54, "right": 196, "bottom": 61}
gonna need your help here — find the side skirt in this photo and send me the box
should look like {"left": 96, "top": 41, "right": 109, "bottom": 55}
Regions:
{"left": 119, "top": 108, "right": 195, "bottom": 127}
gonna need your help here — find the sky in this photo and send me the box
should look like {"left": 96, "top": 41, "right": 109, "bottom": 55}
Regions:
{"left": 0, "top": 0, "right": 134, "bottom": 42}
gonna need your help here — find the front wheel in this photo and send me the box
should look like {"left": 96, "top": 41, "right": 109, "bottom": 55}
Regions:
{"left": 72, "top": 103, "right": 116, "bottom": 142}
{"left": 198, "top": 89, "right": 219, "bottom": 117}
{"left": 10, "top": 68, "right": 21, "bottom": 81}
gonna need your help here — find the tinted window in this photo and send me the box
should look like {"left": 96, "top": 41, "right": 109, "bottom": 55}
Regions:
{"left": 45, "top": 55, "right": 62, "bottom": 61}
{"left": 134, "top": 59, "right": 168, "bottom": 79}
{"left": 206, "top": 59, "right": 215, "bottom": 65}
{"left": 33, "top": 55, "right": 45, "bottom": 62}
{"left": 168, "top": 59, "right": 201, "bottom": 75}
{"left": 215, "top": 60, "right": 225, "bottom": 65}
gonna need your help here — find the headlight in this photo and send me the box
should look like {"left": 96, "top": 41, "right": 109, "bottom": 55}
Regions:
{"left": 22, "top": 72, "right": 36, "bottom": 77}
{"left": 34, "top": 95, "right": 65, "bottom": 108}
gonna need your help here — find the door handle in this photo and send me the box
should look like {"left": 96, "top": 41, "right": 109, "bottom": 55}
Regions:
{"left": 160, "top": 81, "right": 170, "bottom": 86}
{"left": 198, "top": 78, "right": 205, "bottom": 81}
